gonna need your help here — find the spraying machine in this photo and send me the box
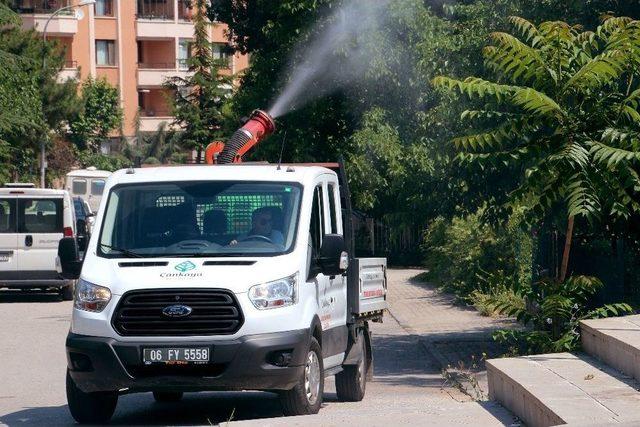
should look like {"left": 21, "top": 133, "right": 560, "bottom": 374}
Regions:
{"left": 205, "top": 110, "right": 276, "bottom": 164}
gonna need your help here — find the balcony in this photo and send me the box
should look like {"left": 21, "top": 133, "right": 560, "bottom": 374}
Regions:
{"left": 138, "top": 88, "right": 175, "bottom": 132}
{"left": 138, "top": 63, "right": 191, "bottom": 86}
{"left": 57, "top": 60, "right": 79, "bottom": 82}
{"left": 138, "top": 116, "right": 177, "bottom": 132}
{"left": 136, "top": 0, "right": 195, "bottom": 38}
{"left": 15, "top": 0, "right": 73, "bottom": 14}
{"left": 17, "top": 0, "right": 78, "bottom": 35}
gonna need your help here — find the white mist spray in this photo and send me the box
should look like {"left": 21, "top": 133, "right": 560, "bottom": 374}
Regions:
{"left": 267, "top": 0, "right": 392, "bottom": 119}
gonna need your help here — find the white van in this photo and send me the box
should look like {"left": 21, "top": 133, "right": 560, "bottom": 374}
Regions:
{"left": 0, "top": 184, "right": 76, "bottom": 299}
{"left": 65, "top": 168, "right": 112, "bottom": 212}
{"left": 59, "top": 164, "right": 387, "bottom": 424}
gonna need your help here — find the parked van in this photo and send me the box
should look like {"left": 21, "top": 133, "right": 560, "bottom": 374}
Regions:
{"left": 0, "top": 184, "right": 76, "bottom": 299}
{"left": 65, "top": 167, "right": 112, "bottom": 212}
{"left": 59, "top": 163, "right": 387, "bottom": 423}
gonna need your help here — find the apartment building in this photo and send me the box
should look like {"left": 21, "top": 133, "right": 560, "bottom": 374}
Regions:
{"left": 15, "top": 0, "right": 248, "bottom": 142}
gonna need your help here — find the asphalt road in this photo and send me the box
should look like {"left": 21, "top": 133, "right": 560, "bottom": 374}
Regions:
{"left": 0, "top": 272, "right": 515, "bottom": 426}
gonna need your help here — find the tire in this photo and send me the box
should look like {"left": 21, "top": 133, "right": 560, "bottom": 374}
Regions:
{"left": 61, "top": 282, "right": 74, "bottom": 301}
{"left": 66, "top": 369, "right": 118, "bottom": 424}
{"left": 335, "top": 334, "right": 367, "bottom": 402}
{"left": 279, "top": 337, "right": 324, "bottom": 416}
{"left": 153, "top": 391, "right": 183, "bottom": 402}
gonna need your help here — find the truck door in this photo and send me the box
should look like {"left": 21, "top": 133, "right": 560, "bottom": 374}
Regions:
{"left": 0, "top": 198, "right": 18, "bottom": 276}
{"left": 308, "top": 185, "right": 332, "bottom": 330}
{"left": 325, "top": 181, "right": 347, "bottom": 329}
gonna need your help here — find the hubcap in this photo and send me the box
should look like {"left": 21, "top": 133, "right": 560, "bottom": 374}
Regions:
{"left": 305, "top": 350, "right": 321, "bottom": 405}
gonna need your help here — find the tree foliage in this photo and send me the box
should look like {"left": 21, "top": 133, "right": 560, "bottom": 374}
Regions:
{"left": 165, "top": 0, "right": 231, "bottom": 159}
{"left": 433, "top": 16, "right": 640, "bottom": 224}
{"left": 69, "top": 77, "right": 123, "bottom": 152}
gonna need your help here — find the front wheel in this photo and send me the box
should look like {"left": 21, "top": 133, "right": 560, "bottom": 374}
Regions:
{"left": 335, "top": 334, "right": 367, "bottom": 402}
{"left": 279, "top": 337, "right": 324, "bottom": 416}
{"left": 60, "top": 282, "right": 74, "bottom": 301}
{"left": 66, "top": 369, "right": 118, "bottom": 424}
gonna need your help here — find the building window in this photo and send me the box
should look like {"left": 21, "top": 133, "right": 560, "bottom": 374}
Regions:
{"left": 178, "top": 39, "right": 192, "bottom": 69}
{"left": 212, "top": 43, "right": 231, "bottom": 68}
{"left": 96, "top": 40, "right": 116, "bottom": 66}
{"left": 95, "top": 0, "right": 114, "bottom": 17}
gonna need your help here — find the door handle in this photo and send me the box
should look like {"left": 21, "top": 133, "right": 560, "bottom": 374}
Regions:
{"left": 25, "top": 235, "right": 33, "bottom": 247}
{"left": 0, "top": 250, "right": 13, "bottom": 256}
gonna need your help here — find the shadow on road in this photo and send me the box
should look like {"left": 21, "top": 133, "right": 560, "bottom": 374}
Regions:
{"left": 0, "top": 290, "right": 64, "bottom": 304}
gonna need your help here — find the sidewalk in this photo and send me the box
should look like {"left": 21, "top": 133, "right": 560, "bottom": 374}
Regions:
{"left": 386, "top": 269, "right": 519, "bottom": 396}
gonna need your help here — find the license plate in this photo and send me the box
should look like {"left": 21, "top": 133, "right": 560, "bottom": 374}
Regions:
{"left": 143, "top": 347, "right": 210, "bottom": 365}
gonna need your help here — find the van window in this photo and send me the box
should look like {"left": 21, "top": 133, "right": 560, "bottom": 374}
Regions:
{"left": 72, "top": 179, "right": 87, "bottom": 195}
{"left": 91, "top": 179, "right": 105, "bottom": 196}
{"left": 0, "top": 199, "right": 16, "bottom": 233}
{"left": 18, "top": 199, "right": 64, "bottom": 233}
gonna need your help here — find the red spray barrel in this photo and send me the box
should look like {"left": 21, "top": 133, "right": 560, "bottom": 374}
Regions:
{"left": 206, "top": 110, "right": 276, "bottom": 164}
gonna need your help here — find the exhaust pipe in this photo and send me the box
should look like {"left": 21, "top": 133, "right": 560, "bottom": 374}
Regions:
{"left": 206, "top": 110, "right": 276, "bottom": 164}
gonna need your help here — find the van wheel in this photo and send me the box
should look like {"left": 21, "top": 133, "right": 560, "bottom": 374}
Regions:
{"left": 279, "top": 337, "right": 323, "bottom": 416}
{"left": 153, "top": 391, "right": 183, "bottom": 402}
{"left": 66, "top": 369, "right": 118, "bottom": 424}
{"left": 61, "top": 283, "right": 74, "bottom": 301}
{"left": 336, "top": 336, "right": 367, "bottom": 402}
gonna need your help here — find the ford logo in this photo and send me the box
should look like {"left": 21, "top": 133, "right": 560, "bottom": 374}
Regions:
{"left": 162, "top": 304, "right": 193, "bottom": 318}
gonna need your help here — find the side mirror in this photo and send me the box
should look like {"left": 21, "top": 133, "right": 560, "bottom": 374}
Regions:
{"left": 318, "top": 234, "right": 348, "bottom": 276}
{"left": 58, "top": 237, "right": 82, "bottom": 280}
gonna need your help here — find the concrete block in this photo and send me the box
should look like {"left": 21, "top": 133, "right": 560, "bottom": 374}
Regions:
{"left": 487, "top": 352, "right": 640, "bottom": 427}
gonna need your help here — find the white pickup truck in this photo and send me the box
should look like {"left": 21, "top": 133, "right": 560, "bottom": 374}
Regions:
{"left": 58, "top": 162, "right": 387, "bottom": 423}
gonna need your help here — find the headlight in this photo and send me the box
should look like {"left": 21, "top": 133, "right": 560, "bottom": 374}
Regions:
{"left": 74, "top": 279, "right": 112, "bottom": 313}
{"left": 248, "top": 273, "right": 298, "bottom": 310}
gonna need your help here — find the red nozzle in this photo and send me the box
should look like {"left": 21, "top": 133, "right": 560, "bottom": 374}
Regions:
{"left": 242, "top": 109, "right": 276, "bottom": 141}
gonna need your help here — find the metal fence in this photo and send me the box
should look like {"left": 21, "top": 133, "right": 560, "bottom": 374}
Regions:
{"left": 14, "top": 0, "right": 73, "bottom": 14}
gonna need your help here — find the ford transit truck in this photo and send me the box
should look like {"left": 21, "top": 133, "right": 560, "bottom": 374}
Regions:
{"left": 58, "top": 110, "right": 387, "bottom": 423}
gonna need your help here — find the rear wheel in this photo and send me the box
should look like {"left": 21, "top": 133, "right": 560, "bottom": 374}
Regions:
{"left": 153, "top": 391, "right": 183, "bottom": 402}
{"left": 66, "top": 369, "right": 118, "bottom": 424}
{"left": 60, "top": 282, "right": 74, "bottom": 301}
{"left": 279, "top": 337, "right": 323, "bottom": 416}
{"left": 335, "top": 334, "right": 367, "bottom": 402}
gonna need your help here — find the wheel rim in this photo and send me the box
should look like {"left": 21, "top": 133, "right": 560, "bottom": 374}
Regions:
{"left": 305, "top": 350, "right": 321, "bottom": 405}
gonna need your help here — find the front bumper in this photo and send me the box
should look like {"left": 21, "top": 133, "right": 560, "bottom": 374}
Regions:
{"left": 66, "top": 329, "right": 310, "bottom": 393}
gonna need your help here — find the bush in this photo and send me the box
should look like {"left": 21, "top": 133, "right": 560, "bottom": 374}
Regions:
{"left": 420, "top": 207, "right": 533, "bottom": 301}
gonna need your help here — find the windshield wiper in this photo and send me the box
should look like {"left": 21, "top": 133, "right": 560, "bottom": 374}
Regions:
{"left": 100, "top": 243, "right": 145, "bottom": 258}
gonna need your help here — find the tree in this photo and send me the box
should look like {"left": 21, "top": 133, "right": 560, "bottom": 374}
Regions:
{"left": 164, "top": 0, "right": 231, "bottom": 161}
{"left": 0, "top": 1, "right": 80, "bottom": 182}
{"left": 69, "top": 77, "right": 123, "bottom": 152}
{"left": 433, "top": 16, "right": 640, "bottom": 280}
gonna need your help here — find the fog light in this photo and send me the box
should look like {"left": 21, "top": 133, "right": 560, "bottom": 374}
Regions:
{"left": 69, "top": 352, "right": 93, "bottom": 372}
{"left": 268, "top": 350, "right": 293, "bottom": 367}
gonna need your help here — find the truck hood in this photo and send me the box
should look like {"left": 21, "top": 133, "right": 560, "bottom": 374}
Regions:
{"left": 81, "top": 255, "right": 302, "bottom": 296}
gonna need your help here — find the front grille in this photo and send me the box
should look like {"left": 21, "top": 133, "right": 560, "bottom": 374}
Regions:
{"left": 112, "top": 289, "right": 243, "bottom": 336}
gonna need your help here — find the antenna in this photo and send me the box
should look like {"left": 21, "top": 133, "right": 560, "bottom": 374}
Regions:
{"left": 276, "top": 129, "right": 288, "bottom": 170}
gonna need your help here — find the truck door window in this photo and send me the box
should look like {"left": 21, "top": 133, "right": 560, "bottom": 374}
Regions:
{"left": 0, "top": 199, "right": 16, "bottom": 233}
{"left": 72, "top": 179, "right": 87, "bottom": 195}
{"left": 328, "top": 183, "right": 338, "bottom": 234}
{"left": 310, "top": 186, "right": 324, "bottom": 252}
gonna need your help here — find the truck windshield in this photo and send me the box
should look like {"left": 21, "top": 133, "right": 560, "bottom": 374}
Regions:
{"left": 98, "top": 181, "right": 302, "bottom": 258}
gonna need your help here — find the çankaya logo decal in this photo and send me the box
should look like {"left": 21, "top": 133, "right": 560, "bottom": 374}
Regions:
{"left": 175, "top": 261, "right": 196, "bottom": 272}
{"left": 160, "top": 260, "right": 203, "bottom": 278}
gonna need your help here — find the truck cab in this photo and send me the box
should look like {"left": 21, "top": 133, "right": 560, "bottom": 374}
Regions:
{"left": 60, "top": 164, "right": 386, "bottom": 423}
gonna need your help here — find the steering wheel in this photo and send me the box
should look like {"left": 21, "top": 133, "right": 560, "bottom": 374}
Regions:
{"left": 238, "top": 235, "right": 274, "bottom": 244}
